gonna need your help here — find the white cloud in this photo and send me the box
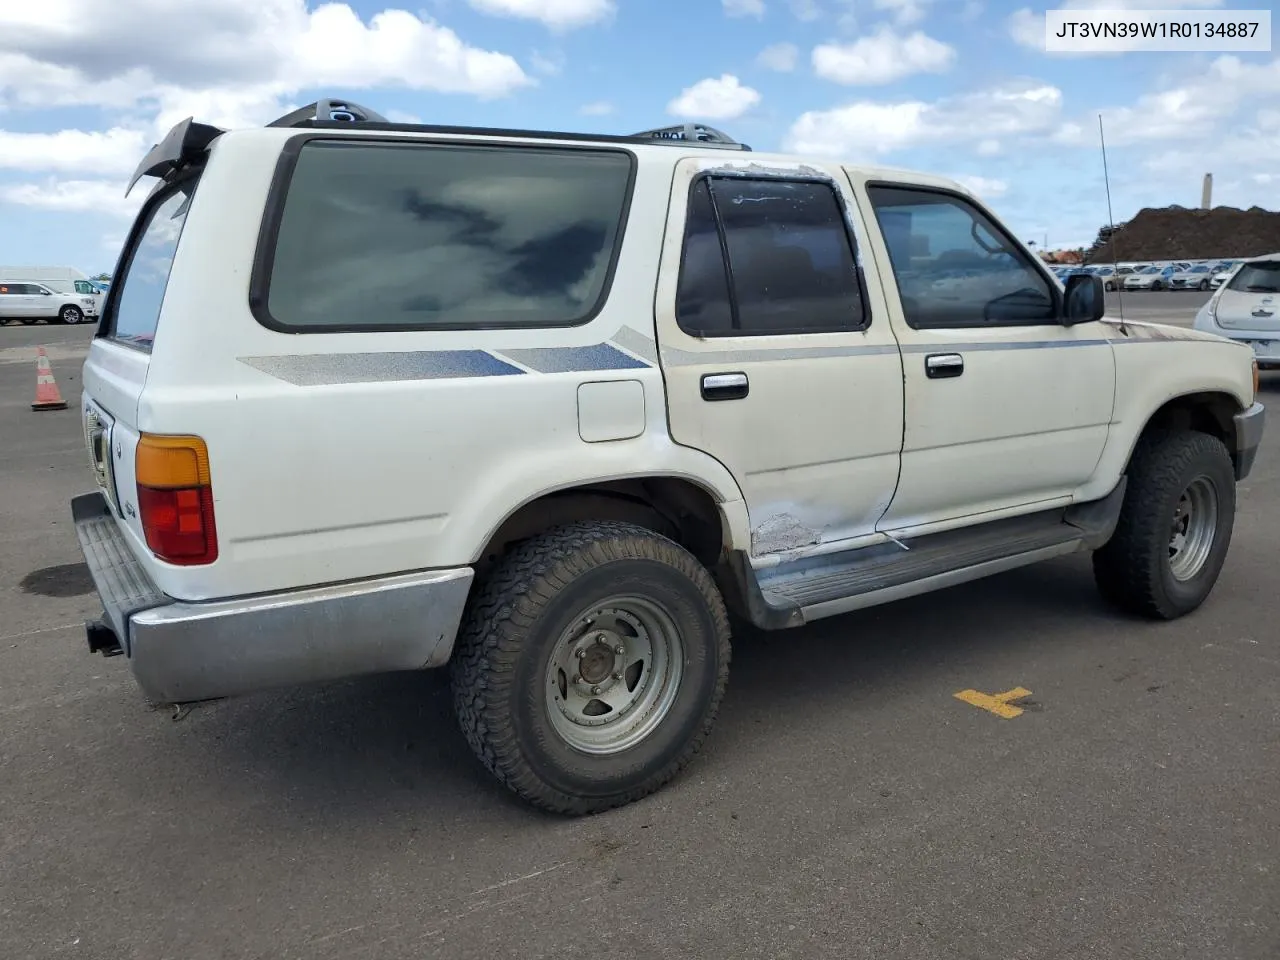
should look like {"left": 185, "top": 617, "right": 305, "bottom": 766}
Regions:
{"left": 873, "top": 0, "right": 930, "bottom": 26}
{"left": 0, "top": 0, "right": 533, "bottom": 121}
{"left": 667, "top": 74, "right": 761, "bottom": 121}
{"left": 579, "top": 100, "right": 615, "bottom": 116}
{"left": 0, "top": 180, "right": 148, "bottom": 220}
{"left": 1053, "top": 56, "right": 1280, "bottom": 147}
{"left": 0, "top": 128, "right": 150, "bottom": 176}
{"left": 722, "top": 0, "right": 766, "bottom": 18}
{"left": 530, "top": 51, "right": 565, "bottom": 75}
{"left": 788, "top": 80, "right": 1063, "bottom": 156}
{"left": 757, "top": 42, "right": 799, "bottom": 72}
{"left": 976, "top": 139, "right": 1002, "bottom": 156}
{"left": 813, "top": 28, "right": 955, "bottom": 85}
{"left": 466, "top": 0, "right": 614, "bottom": 30}
{"left": 789, "top": 0, "right": 822, "bottom": 22}
{"left": 1008, "top": 0, "right": 1225, "bottom": 54}
{"left": 951, "top": 174, "right": 1008, "bottom": 197}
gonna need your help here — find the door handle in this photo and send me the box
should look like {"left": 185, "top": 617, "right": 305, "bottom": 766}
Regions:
{"left": 700, "top": 372, "right": 749, "bottom": 401}
{"left": 925, "top": 353, "right": 964, "bottom": 379}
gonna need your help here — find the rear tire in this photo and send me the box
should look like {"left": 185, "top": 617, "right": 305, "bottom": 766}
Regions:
{"left": 451, "top": 520, "right": 731, "bottom": 815}
{"left": 1092, "top": 430, "right": 1236, "bottom": 619}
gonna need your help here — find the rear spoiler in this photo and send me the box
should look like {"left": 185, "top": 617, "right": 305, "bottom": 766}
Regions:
{"left": 125, "top": 117, "right": 226, "bottom": 197}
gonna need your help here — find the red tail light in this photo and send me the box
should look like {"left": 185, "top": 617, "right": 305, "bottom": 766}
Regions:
{"left": 135, "top": 434, "right": 218, "bottom": 565}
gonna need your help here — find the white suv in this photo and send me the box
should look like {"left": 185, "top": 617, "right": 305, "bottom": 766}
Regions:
{"left": 0, "top": 281, "right": 97, "bottom": 325}
{"left": 71, "top": 100, "right": 1265, "bottom": 814}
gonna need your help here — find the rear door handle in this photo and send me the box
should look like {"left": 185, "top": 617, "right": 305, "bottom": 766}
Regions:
{"left": 701, "top": 372, "right": 749, "bottom": 401}
{"left": 925, "top": 353, "right": 964, "bottom": 379}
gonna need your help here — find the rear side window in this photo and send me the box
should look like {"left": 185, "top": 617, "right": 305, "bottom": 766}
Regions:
{"left": 106, "top": 183, "right": 195, "bottom": 351}
{"left": 1227, "top": 260, "right": 1280, "bottom": 293}
{"left": 675, "top": 175, "right": 868, "bottom": 337}
{"left": 258, "top": 140, "right": 634, "bottom": 331}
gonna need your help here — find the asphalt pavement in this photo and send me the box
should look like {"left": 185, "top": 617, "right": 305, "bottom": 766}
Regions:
{"left": 2, "top": 292, "right": 1277, "bottom": 960}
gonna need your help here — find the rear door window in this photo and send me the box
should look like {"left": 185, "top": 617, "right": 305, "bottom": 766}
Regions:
{"left": 258, "top": 140, "right": 634, "bottom": 332}
{"left": 104, "top": 182, "right": 196, "bottom": 351}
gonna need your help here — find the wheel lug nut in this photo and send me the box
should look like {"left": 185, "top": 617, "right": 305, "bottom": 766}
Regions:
{"left": 591, "top": 685, "right": 601, "bottom": 695}
{"left": 612, "top": 673, "right": 621, "bottom": 681}
{"left": 575, "top": 649, "right": 586, "bottom": 659}
{"left": 614, "top": 645, "right": 625, "bottom": 655}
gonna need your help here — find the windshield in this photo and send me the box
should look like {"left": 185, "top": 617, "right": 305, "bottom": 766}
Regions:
{"left": 1227, "top": 259, "right": 1280, "bottom": 293}
{"left": 104, "top": 179, "right": 196, "bottom": 351}
{"left": 1138, "top": 266, "right": 1159, "bottom": 274}
{"left": 1188, "top": 265, "right": 1209, "bottom": 273}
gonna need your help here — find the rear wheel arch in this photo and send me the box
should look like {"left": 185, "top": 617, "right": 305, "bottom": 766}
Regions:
{"left": 472, "top": 477, "right": 734, "bottom": 580}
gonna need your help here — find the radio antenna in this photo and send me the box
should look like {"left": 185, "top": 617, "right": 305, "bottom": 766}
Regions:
{"left": 1098, "top": 113, "right": 1127, "bottom": 334}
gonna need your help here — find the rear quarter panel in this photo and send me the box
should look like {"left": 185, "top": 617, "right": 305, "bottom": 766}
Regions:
{"left": 135, "top": 133, "right": 749, "bottom": 602}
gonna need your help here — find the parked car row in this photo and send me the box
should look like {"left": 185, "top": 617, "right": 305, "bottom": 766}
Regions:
{"left": 1049, "top": 259, "right": 1244, "bottom": 292}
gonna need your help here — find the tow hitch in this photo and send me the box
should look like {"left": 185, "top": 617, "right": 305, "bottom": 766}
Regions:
{"left": 85, "top": 618, "right": 123, "bottom": 658}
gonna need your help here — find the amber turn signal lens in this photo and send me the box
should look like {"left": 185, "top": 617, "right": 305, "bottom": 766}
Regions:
{"left": 135, "top": 433, "right": 218, "bottom": 565}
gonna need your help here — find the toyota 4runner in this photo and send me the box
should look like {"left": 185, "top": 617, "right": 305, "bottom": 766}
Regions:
{"left": 72, "top": 99, "right": 1265, "bottom": 815}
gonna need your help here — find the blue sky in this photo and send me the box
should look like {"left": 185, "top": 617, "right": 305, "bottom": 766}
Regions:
{"left": 0, "top": 0, "right": 1275, "bottom": 274}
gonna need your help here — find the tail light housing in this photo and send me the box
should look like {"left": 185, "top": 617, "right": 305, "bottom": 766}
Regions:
{"left": 135, "top": 434, "right": 218, "bottom": 565}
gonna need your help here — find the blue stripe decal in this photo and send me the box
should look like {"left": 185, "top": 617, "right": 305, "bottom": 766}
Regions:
{"left": 240, "top": 350, "right": 525, "bottom": 386}
{"left": 498, "top": 343, "right": 651, "bottom": 374}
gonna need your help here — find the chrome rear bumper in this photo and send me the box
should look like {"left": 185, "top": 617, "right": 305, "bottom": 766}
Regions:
{"left": 71, "top": 492, "right": 474, "bottom": 704}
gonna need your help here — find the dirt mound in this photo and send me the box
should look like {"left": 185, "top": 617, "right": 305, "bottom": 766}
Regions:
{"left": 1084, "top": 205, "right": 1280, "bottom": 263}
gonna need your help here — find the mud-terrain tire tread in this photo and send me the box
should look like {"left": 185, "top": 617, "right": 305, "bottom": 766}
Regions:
{"left": 450, "top": 520, "right": 731, "bottom": 816}
{"left": 1092, "top": 429, "right": 1235, "bottom": 620}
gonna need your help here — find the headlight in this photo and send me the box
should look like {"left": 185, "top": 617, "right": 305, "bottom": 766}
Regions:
{"left": 80, "top": 297, "right": 95, "bottom": 306}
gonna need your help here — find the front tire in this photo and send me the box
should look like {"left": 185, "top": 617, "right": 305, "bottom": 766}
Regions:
{"left": 59, "top": 305, "right": 83, "bottom": 325}
{"left": 451, "top": 521, "right": 731, "bottom": 815}
{"left": 1092, "top": 430, "right": 1236, "bottom": 619}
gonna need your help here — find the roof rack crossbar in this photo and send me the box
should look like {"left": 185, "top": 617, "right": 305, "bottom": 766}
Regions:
{"left": 267, "top": 99, "right": 389, "bottom": 129}
{"left": 630, "top": 123, "right": 750, "bottom": 151}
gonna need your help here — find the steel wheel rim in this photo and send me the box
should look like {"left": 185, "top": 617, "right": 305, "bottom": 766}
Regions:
{"left": 545, "top": 595, "right": 684, "bottom": 756}
{"left": 1168, "top": 476, "right": 1218, "bottom": 581}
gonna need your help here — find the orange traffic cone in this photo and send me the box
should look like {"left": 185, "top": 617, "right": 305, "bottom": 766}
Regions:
{"left": 32, "top": 346, "right": 68, "bottom": 411}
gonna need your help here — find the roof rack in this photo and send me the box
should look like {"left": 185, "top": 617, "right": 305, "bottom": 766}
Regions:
{"left": 268, "top": 99, "right": 389, "bottom": 128}
{"left": 265, "top": 98, "right": 751, "bottom": 150}
{"left": 630, "top": 123, "right": 750, "bottom": 151}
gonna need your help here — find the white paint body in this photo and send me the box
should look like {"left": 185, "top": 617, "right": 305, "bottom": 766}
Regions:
{"left": 79, "top": 127, "right": 1259, "bottom": 604}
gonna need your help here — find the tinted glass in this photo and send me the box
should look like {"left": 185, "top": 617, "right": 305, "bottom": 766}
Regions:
{"left": 709, "top": 177, "right": 865, "bottom": 335}
{"left": 675, "top": 180, "right": 734, "bottom": 336}
{"left": 1227, "top": 260, "right": 1280, "bottom": 293}
{"left": 264, "top": 141, "right": 633, "bottom": 330}
{"left": 109, "top": 183, "right": 195, "bottom": 350}
{"left": 868, "top": 186, "right": 1056, "bottom": 329}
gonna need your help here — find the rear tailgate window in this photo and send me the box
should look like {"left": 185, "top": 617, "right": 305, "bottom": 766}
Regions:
{"left": 102, "top": 180, "right": 197, "bottom": 351}
{"left": 1226, "top": 259, "right": 1280, "bottom": 295}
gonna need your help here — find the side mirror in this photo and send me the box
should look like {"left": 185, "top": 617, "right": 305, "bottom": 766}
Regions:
{"left": 1063, "top": 273, "right": 1104, "bottom": 325}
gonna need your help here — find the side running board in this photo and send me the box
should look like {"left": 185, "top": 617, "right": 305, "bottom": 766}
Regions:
{"left": 736, "top": 480, "right": 1127, "bottom": 629}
